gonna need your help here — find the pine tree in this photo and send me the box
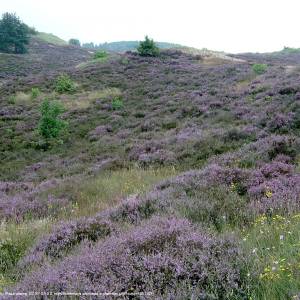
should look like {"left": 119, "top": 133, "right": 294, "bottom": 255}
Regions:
{"left": 69, "top": 39, "right": 81, "bottom": 46}
{"left": 0, "top": 13, "right": 33, "bottom": 54}
{"left": 137, "top": 36, "right": 159, "bottom": 57}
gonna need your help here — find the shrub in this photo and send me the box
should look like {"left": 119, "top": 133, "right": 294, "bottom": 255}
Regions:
{"left": 0, "top": 240, "right": 21, "bottom": 273}
{"left": 137, "top": 35, "right": 159, "bottom": 57}
{"left": 20, "top": 217, "right": 114, "bottom": 270}
{"left": 54, "top": 74, "right": 76, "bottom": 94}
{"left": 0, "top": 193, "right": 69, "bottom": 222}
{"left": 267, "top": 136, "right": 299, "bottom": 161}
{"left": 267, "top": 113, "right": 293, "bottom": 133}
{"left": 16, "top": 217, "right": 247, "bottom": 299}
{"left": 111, "top": 97, "right": 123, "bottom": 110}
{"left": 30, "top": 87, "right": 40, "bottom": 99}
{"left": 292, "top": 110, "right": 300, "bottom": 129}
{"left": 252, "top": 64, "right": 267, "bottom": 75}
{"left": 38, "top": 99, "right": 67, "bottom": 145}
{"left": 94, "top": 50, "right": 108, "bottom": 60}
{"left": 178, "top": 185, "right": 248, "bottom": 230}
{"left": 68, "top": 39, "right": 80, "bottom": 46}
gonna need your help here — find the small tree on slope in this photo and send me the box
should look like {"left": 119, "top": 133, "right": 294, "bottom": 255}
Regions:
{"left": 137, "top": 35, "right": 159, "bottom": 57}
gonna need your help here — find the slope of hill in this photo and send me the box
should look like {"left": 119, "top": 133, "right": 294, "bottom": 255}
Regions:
{"left": 0, "top": 36, "right": 92, "bottom": 80}
{"left": 1, "top": 40, "right": 300, "bottom": 299}
{"left": 86, "top": 40, "right": 182, "bottom": 52}
{"left": 34, "top": 32, "right": 68, "bottom": 46}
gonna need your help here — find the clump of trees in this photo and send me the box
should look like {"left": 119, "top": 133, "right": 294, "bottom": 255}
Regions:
{"left": 137, "top": 36, "right": 159, "bottom": 57}
{"left": 69, "top": 39, "right": 81, "bottom": 47}
{"left": 0, "top": 12, "right": 35, "bottom": 54}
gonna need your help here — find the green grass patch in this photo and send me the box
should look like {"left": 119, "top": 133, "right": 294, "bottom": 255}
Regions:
{"left": 34, "top": 32, "right": 67, "bottom": 46}
{"left": 242, "top": 214, "right": 300, "bottom": 299}
{"left": 0, "top": 219, "right": 52, "bottom": 291}
{"left": 49, "top": 167, "right": 178, "bottom": 218}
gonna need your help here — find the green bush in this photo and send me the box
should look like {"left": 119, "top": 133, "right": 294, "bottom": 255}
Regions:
{"left": 55, "top": 74, "right": 76, "bottom": 94}
{"left": 112, "top": 97, "right": 123, "bottom": 110}
{"left": 137, "top": 36, "right": 159, "bottom": 57}
{"left": 94, "top": 50, "right": 108, "bottom": 60}
{"left": 38, "top": 99, "right": 67, "bottom": 146}
{"left": 68, "top": 39, "right": 80, "bottom": 46}
{"left": 31, "top": 87, "right": 40, "bottom": 99}
{"left": 252, "top": 64, "right": 267, "bottom": 75}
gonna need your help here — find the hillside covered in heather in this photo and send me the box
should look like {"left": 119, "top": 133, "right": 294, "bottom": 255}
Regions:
{"left": 1, "top": 31, "right": 300, "bottom": 299}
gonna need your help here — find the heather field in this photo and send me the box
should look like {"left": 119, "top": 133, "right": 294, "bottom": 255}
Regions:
{"left": 1, "top": 36, "right": 300, "bottom": 299}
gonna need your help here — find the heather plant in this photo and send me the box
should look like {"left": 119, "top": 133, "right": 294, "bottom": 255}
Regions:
{"left": 0, "top": 193, "right": 69, "bottom": 222}
{"left": 54, "top": 74, "right": 76, "bottom": 94}
{"left": 267, "top": 113, "right": 294, "bottom": 133}
{"left": 15, "top": 217, "right": 248, "bottom": 299}
{"left": 247, "top": 173, "right": 300, "bottom": 215}
{"left": 137, "top": 35, "right": 159, "bottom": 57}
{"left": 267, "top": 135, "right": 299, "bottom": 161}
{"left": 20, "top": 217, "right": 114, "bottom": 270}
{"left": 38, "top": 99, "right": 67, "bottom": 147}
{"left": 252, "top": 63, "right": 267, "bottom": 75}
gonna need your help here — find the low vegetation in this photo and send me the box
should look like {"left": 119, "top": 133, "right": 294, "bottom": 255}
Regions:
{"left": 54, "top": 74, "right": 76, "bottom": 94}
{"left": 93, "top": 50, "right": 108, "bottom": 59}
{"left": 35, "top": 32, "right": 67, "bottom": 46}
{"left": 1, "top": 20, "right": 300, "bottom": 298}
{"left": 252, "top": 63, "right": 268, "bottom": 74}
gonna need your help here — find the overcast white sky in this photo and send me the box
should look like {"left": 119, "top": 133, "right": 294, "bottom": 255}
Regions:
{"left": 1, "top": 0, "right": 299, "bottom": 53}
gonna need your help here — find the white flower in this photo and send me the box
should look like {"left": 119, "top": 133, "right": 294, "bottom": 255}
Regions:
{"left": 252, "top": 248, "right": 257, "bottom": 253}
{"left": 280, "top": 235, "right": 284, "bottom": 240}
